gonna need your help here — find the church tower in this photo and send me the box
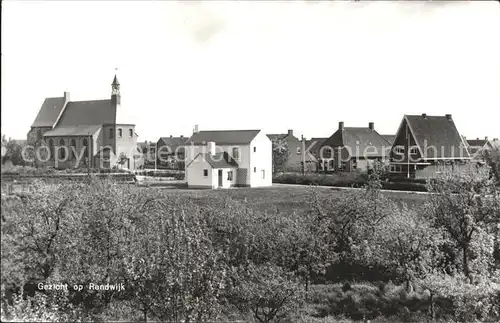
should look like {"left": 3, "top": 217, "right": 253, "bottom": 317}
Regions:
{"left": 111, "top": 74, "right": 121, "bottom": 106}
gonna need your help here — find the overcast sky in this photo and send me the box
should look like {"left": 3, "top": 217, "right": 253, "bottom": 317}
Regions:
{"left": 2, "top": 0, "right": 499, "bottom": 142}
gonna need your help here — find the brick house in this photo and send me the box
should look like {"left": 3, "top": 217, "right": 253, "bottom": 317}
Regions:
{"left": 156, "top": 135, "right": 189, "bottom": 169}
{"left": 389, "top": 114, "right": 471, "bottom": 179}
{"left": 320, "top": 122, "right": 391, "bottom": 172}
{"left": 27, "top": 74, "right": 141, "bottom": 170}
{"left": 267, "top": 130, "right": 316, "bottom": 172}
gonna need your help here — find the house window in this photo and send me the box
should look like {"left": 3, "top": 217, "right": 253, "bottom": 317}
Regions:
{"left": 118, "top": 129, "right": 122, "bottom": 138}
{"left": 129, "top": 129, "right": 133, "bottom": 138}
{"left": 82, "top": 138, "right": 89, "bottom": 159}
{"left": 261, "top": 169, "right": 265, "bottom": 179}
{"left": 390, "top": 164, "right": 403, "bottom": 173}
{"left": 70, "top": 139, "right": 76, "bottom": 159}
{"left": 322, "top": 148, "right": 332, "bottom": 159}
{"left": 48, "top": 139, "right": 54, "bottom": 159}
{"left": 232, "top": 147, "right": 239, "bottom": 159}
{"left": 394, "top": 146, "right": 405, "bottom": 154}
{"left": 254, "top": 167, "right": 256, "bottom": 173}
{"left": 297, "top": 147, "right": 301, "bottom": 155}
{"left": 58, "top": 139, "right": 66, "bottom": 159}
{"left": 227, "top": 171, "right": 233, "bottom": 181}
{"left": 109, "top": 128, "right": 114, "bottom": 139}
{"left": 253, "top": 147, "right": 256, "bottom": 152}
{"left": 203, "top": 169, "right": 208, "bottom": 177}
{"left": 410, "top": 146, "right": 419, "bottom": 156}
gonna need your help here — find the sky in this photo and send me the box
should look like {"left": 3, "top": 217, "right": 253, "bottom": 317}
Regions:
{"left": 2, "top": 0, "right": 500, "bottom": 142}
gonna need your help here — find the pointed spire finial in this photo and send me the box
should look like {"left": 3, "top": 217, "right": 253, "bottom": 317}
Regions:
{"left": 112, "top": 68, "right": 120, "bottom": 86}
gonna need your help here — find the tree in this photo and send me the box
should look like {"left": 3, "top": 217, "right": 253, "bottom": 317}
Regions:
{"left": 482, "top": 146, "right": 500, "bottom": 183}
{"left": 271, "top": 139, "right": 289, "bottom": 175}
{"left": 1, "top": 137, "right": 26, "bottom": 166}
{"left": 125, "top": 197, "right": 227, "bottom": 322}
{"left": 230, "top": 264, "right": 304, "bottom": 323}
{"left": 426, "top": 170, "right": 500, "bottom": 281}
{"left": 362, "top": 205, "right": 444, "bottom": 292}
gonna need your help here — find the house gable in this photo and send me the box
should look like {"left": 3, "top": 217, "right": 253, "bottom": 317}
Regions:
{"left": 390, "top": 117, "right": 421, "bottom": 162}
{"left": 404, "top": 115, "right": 470, "bottom": 160}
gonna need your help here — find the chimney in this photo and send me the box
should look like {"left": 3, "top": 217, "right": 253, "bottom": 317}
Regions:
{"left": 493, "top": 138, "right": 498, "bottom": 141}
{"left": 485, "top": 136, "right": 488, "bottom": 141}
{"left": 64, "top": 91, "right": 70, "bottom": 103}
{"left": 193, "top": 124, "right": 199, "bottom": 134}
{"left": 180, "top": 135, "right": 184, "bottom": 138}
{"left": 445, "top": 114, "right": 452, "bottom": 120}
{"left": 422, "top": 113, "right": 427, "bottom": 119}
{"left": 170, "top": 135, "right": 172, "bottom": 138}
{"left": 368, "top": 122, "right": 374, "bottom": 130}
{"left": 207, "top": 141, "right": 216, "bottom": 156}
{"left": 477, "top": 138, "right": 480, "bottom": 140}
{"left": 287, "top": 129, "right": 293, "bottom": 136}
{"left": 339, "top": 122, "right": 344, "bottom": 130}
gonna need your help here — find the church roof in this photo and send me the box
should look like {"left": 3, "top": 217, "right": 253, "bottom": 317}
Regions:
{"left": 43, "top": 125, "right": 102, "bottom": 137}
{"left": 56, "top": 100, "right": 115, "bottom": 126}
{"left": 31, "top": 97, "right": 66, "bottom": 127}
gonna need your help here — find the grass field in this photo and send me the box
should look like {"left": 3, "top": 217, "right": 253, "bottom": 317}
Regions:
{"left": 2, "top": 181, "right": 429, "bottom": 212}
{"left": 144, "top": 185, "right": 429, "bottom": 212}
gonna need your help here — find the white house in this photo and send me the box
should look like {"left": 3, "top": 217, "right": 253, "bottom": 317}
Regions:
{"left": 184, "top": 129, "right": 272, "bottom": 189}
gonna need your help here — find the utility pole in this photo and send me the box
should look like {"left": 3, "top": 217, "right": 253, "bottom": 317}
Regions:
{"left": 301, "top": 135, "right": 306, "bottom": 175}
{"left": 87, "top": 133, "right": 91, "bottom": 179}
{"left": 406, "top": 124, "right": 410, "bottom": 179}
{"left": 155, "top": 141, "right": 158, "bottom": 171}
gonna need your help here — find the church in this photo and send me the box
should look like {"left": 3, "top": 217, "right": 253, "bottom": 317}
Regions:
{"left": 27, "top": 75, "right": 142, "bottom": 170}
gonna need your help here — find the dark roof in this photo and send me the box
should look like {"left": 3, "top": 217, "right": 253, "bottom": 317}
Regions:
{"left": 191, "top": 152, "right": 239, "bottom": 169}
{"left": 31, "top": 97, "right": 66, "bottom": 127}
{"left": 405, "top": 115, "right": 469, "bottom": 159}
{"left": 382, "top": 135, "right": 396, "bottom": 145}
{"left": 467, "top": 139, "right": 488, "bottom": 148}
{"left": 188, "top": 130, "right": 261, "bottom": 145}
{"left": 56, "top": 100, "right": 115, "bottom": 127}
{"left": 267, "top": 134, "right": 287, "bottom": 141}
{"left": 138, "top": 141, "right": 156, "bottom": 149}
{"left": 43, "top": 125, "right": 102, "bottom": 137}
{"left": 158, "top": 136, "right": 189, "bottom": 148}
{"left": 112, "top": 74, "right": 120, "bottom": 85}
{"left": 321, "top": 127, "right": 391, "bottom": 158}
{"left": 306, "top": 137, "right": 328, "bottom": 155}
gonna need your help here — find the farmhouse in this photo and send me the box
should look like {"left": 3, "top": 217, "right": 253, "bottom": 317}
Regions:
{"left": 27, "top": 75, "right": 141, "bottom": 170}
{"left": 320, "top": 122, "right": 391, "bottom": 172}
{"left": 184, "top": 129, "right": 272, "bottom": 188}
{"left": 389, "top": 114, "right": 471, "bottom": 179}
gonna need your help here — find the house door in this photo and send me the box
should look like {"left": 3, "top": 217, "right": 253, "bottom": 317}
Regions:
{"left": 218, "top": 169, "right": 223, "bottom": 187}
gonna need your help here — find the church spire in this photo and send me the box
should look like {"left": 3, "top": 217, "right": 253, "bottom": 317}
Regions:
{"left": 111, "top": 69, "right": 121, "bottom": 105}
{"left": 111, "top": 70, "right": 120, "bottom": 96}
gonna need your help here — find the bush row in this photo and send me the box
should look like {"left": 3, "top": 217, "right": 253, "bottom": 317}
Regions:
{"left": 273, "top": 172, "right": 428, "bottom": 191}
